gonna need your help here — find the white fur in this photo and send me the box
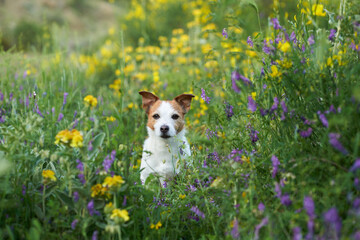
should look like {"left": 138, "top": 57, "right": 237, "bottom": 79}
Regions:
{"left": 140, "top": 102, "right": 191, "bottom": 185}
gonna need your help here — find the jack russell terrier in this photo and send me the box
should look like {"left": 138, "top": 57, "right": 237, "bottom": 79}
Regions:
{"left": 139, "top": 91, "right": 194, "bottom": 186}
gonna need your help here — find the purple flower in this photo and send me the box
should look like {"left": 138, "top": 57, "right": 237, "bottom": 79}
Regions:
{"left": 103, "top": 153, "right": 115, "bottom": 172}
{"left": 270, "top": 97, "right": 279, "bottom": 112}
{"left": 23, "top": 70, "right": 28, "bottom": 79}
{"left": 275, "top": 182, "right": 282, "bottom": 198}
{"left": 231, "top": 218, "right": 239, "bottom": 239}
{"left": 304, "top": 196, "right": 315, "bottom": 218}
{"left": 280, "top": 100, "right": 288, "bottom": 113}
{"left": 280, "top": 193, "right": 292, "bottom": 206}
{"left": 201, "top": 88, "right": 211, "bottom": 104}
{"left": 258, "top": 202, "right": 265, "bottom": 212}
{"left": 73, "top": 110, "right": 78, "bottom": 121}
{"left": 300, "top": 128, "right": 313, "bottom": 138}
{"left": 293, "top": 227, "right": 302, "bottom": 240}
{"left": 22, "top": 185, "right": 26, "bottom": 196}
{"left": 222, "top": 28, "right": 228, "bottom": 39}
{"left": 88, "top": 141, "right": 93, "bottom": 151}
{"left": 271, "top": 18, "right": 282, "bottom": 30}
{"left": 73, "top": 191, "right": 79, "bottom": 202}
{"left": 71, "top": 219, "right": 79, "bottom": 230}
{"left": 62, "top": 92, "right": 69, "bottom": 106}
{"left": 262, "top": 40, "right": 272, "bottom": 55}
{"left": 290, "top": 32, "right": 297, "bottom": 44}
{"left": 92, "top": 230, "right": 98, "bottom": 240}
{"left": 350, "top": 159, "right": 360, "bottom": 172}
{"left": 248, "top": 96, "right": 257, "bottom": 112}
{"left": 329, "top": 29, "right": 336, "bottom": 41}
{"left": 191, "top": 206, "right": 205, "bottom": 219}
{"left": 247, "top": 36, "right": 253, "bottom": 47}
{"left": 76, "top": 159, "right": 84, "bottom": 172}
{"left": 354, "top": 232, "right": 360, "bottom": 240}
{"left": 240, "top": 75, "right": 252, "bottom": 86}
{"left": 231, "top": 71, "right": 241, "bottom": 93}
{"left": 317, "top": 111, "right": 328, "bottom": 128}
{"left": 78, "top": 173, "right": 86, "bottom": 185}
{"left": 35, "top": 105, "right": 44, "bottom": 118}
{"left": 225, "top": 103, "right": 234, "bottom": 119}
{"left": 324, "top": 207, "right": 342, "bottom": 238}
{"left": 254, "top": 217, "right": 269, "bottom": 240}
{"left": 57, "top": 113, "right": 64, "bottom": 122}
{"left": 87, "top": 200, "right": 99, "bottom": 216}
{"left": 271, "top": 155, "right": 280, "bottom": 178}
{"left": 308, "top": 35, "right": 315, "bottom": 46}
{"left": 250, "top": 129, "right": 259, "bottom": 143}
{"left": 328, "top": 133, "right": 348, "bottom": 155}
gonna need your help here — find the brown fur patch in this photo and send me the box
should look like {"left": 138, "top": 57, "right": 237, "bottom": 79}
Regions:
{"left": 146, "top": 100, "right": 162, "bottom": 130}
{"left": 169, "top": 100, "right": 185, "bottom": 133}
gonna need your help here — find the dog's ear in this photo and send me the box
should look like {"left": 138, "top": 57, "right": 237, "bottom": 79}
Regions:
{"left": 174, "top": 93, "right": 195, "bottom": 114}
{"left": 139, "top": 91, "right": 159, "bottom": 114}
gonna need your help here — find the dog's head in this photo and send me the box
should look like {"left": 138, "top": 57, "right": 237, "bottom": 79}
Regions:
{"left": 139, "top": 91, "right": 194, "bottom": 139}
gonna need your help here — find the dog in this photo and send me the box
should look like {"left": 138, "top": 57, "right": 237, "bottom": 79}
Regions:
{"left": 139, "top": 91, "right": 194, "bottom": 186}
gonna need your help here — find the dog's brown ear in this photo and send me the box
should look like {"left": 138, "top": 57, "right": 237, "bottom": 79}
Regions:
{"left": 139, "top": 91, "right": 159, "bottom": 114}
{"left": 174, "top": 93, "right": 195, "bottom": 114}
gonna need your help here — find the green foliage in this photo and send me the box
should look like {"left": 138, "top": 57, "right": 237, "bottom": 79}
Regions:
{"left": 0, "top": 0, "right": 360, "bottom": 239}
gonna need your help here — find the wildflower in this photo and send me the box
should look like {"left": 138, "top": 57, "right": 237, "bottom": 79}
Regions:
{"left": 73, "top": 191, "right": 79, "bottom": 202}
{"left": 308, "top": 35, "right": 315, "bottom": 46}
{"left": 103, "top": 151, "right": 116, "bottom": 172}
{"left": 290, "top": 32, "right": 297, "bottom": 44}
{"left": 42, "top": 169, "right": 56, "bottom": 182}
{"left": 76, "top": 159, "right": 84, "bottom": 172}
{"left": 269, "top": 65, "right": 282, "bottom": 78}
{"left": 280, "top": 194, "right": 292, "bottom": 206}
{"left": 300, "top": 128, "right": 313, "bottom": 138}
{"left": 231, "top": 71, "right": 241, "bottom": 93}
{"left": 271, "top": 155, "right": 280, "bottom": 178}
{"left": 201, "top": 88, "right": 211, "bottom": 104}
{"left": 328, "top": 133, "right": 348, "bottom": 155}
{"left": 292, "top": 227, "right": 302, "bottom": 240}
{"left": 62, "top": 92, "right": 69, "bottom": 107}
{"left": 258, "top": 202, "right": 265, "bottom": 212}
{"left": 329, "top": 29, "right": 336, "bottom": 41}
{"left": 179, "top": 194, "right": 186, "bottom": 199}
{"left": 247, "top": 36, "right": 253, "bottom": 47}
{"left": 110, "top": 208, "right": 130, "bottom": 222}
{"left": 350, "top": 159, "right": 360, "bottom": 172}
{"left": 248, "top": 96, "right": 257, "bottom": 112}
{"left": 103, "top": 175, "right": 125, "bottom": 188}
{"left": 191, "top": 206, "right": 205, "bottom": 219}
{"left": 324, "top": 207, "right": 342, "bottom": 238}
{"left": 231, "top": 218, "right": 239, "bottom": 239}
{"left": 71, "top": 219, "right": 79, "bottom": 230}
{"left": 317, "top": 111, "right": 328, "bottom": 128}
{"left": 278, "top": 41, "right": 291, "bottom": 53}
{"left": 222, "top": 28, "right": 228, "bottom": 39}
{"left": 87, "top": 199, "right": 100, "bottom": 216}
{"left": 312, "top": 4, "right": 326, "bottom": 17}
{"left": 92, "top": 231, "right": 98, "bottom": 240}
{"left": 225, "top": 103, "right": 234, "bottom": 119}
{"left": 249, "top": 129, "right": 259, "bottom": 143}
{"left": 150, "top": 221, "right": 162, "bottom": 230}
{"left": 84, "top": 95, "right": 98, "bottom": 108}
{"left": 57, "top": 113, "right": 64, "bottom": 122}
{"left": 254, "top": 217, "right": 269, "bottom": 240}
{"left": 270, "top": 97, "right": 279, "bottom": 112}
{"left": 106, "top": 116, "right": 116, "bottom": 122}
{"left": 70, "top": 129, "right": 83, "bottom": 148}
{"left": 271, "top": 18, "right": 282, "bottom": 30}
{"left": 91, "top": 184, "right": 108, "bottom": 198}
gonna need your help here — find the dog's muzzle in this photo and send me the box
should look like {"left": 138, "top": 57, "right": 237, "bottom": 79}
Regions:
{"left": 160, "top": 125, "right": 171, "bottom": 138}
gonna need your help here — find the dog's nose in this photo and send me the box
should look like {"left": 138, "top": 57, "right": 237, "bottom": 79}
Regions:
{"left": 160, "top": 125, "right": 169, "bottom": 133}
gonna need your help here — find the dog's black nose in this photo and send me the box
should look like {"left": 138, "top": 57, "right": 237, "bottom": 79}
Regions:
{"left": 160, "top": 125, "right": 169, "bottom": 133}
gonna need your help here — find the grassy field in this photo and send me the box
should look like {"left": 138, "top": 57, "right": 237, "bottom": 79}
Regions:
{"left": 1, "top": 0, "right": 360, "bottom": 239}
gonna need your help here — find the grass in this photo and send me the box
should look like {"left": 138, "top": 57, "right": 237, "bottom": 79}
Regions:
{"left": 0, "top": 0, "right": 360, "bottom": 239}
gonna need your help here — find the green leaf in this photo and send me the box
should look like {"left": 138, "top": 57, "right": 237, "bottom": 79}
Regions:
{"left": 0, "top": 151, "right": 11, "bottom": 176}
{"left": 88, "top": 132, "right": 105, "bottom": 160}
{"left": 55, "top": 190, "right": 75, "bottom": 210}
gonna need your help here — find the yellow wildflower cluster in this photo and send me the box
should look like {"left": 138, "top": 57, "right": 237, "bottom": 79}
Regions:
{"left": 42, "top": 170, "right": 56, "bottom": 182}
{"left": 150, "top": 221, "right": 162, "bottom": 230}
{"left": 103, "top": 175, "right": 125, "bottom": 188}
{"left": 91, "top": 183, "right": 109, "bottom": 198}
{"left": 84, "top": 95, "right": 98, "bottom": 108}
{"left": 110, "top": 208, "right": 130, "bottom": 222}
{"left": 55, "top": 129, "right": 84, "bottom": 148}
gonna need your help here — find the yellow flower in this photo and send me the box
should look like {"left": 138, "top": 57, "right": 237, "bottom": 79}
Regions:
{"left": 70, "top": 129, "right": 83, "bottom": 148}
{"left": 103, "top": 175, "right": 125, "bottom": 188}
{"left": 55, "top": 129, "right": 72, "bottom": 144}
{"left": 150, "top": 221, "right": 162, "bottom": 230}
{"left": 269, "top": 65, "right": 282, "bottom": 78}
{"left": 84, "top": 95, "right": 98, "bottom": 108}
{"left": 42, "top": 170, "right": 56, "bottom": 182}
{"left": 251, "top": 92, "right": 256, "bottom": 101}
{"left": 312, "top": 4, "right": 326, "bottom": 17}
{"left": 245, "top": 50, "right": 257, "bottom": 57}
{"left": 278, "top": 41, "right": 291, "bottom": 53}
{"left": 179, "top": 194, "right": 186, "bottom": 199}
{"left": 110, "top": 209, "right": 130, "bottom": 222}
{"left": 106, "top": 116, "right": 116, "bottom": 122}
{"left": 115, "top": 69, "right": 121, "bottom": 76}
{"left": 91, "top": 183, "right": 109, "bottom": 198}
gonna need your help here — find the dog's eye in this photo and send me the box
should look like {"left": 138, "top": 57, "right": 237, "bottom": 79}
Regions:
{"left": 153, "top": 114, "right": 160, "bottom": 119}
{"left": 171, "top": 114, "right": 179, "bottom": 120}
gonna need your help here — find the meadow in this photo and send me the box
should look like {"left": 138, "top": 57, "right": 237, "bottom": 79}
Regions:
{"left": 1, "top": 0, "right": 360, "bottom": 239}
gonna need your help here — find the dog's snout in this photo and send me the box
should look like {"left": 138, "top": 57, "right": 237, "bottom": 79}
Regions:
{"left": 160, "top": 125, "right": 169, "bottom": 133}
